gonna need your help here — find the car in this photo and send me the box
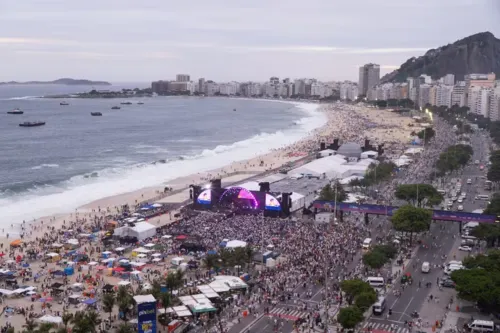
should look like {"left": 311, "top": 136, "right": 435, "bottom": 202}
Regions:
{"left": 475, "top": 160, "right": 480, "bottom": 165}
{"left": 458, "top": 205, "right": 464, "bottom": 211}
{"left": 458, "top": 245, "right": 472, "bottom": 252}
{"left": 457, "top": 198, "right": 463, "bottom": 203}
{"left": 467, "top": 179, "right": 472, "bottom": 184}
{"left": 452, "top": 196, "right": 457, "bottom": 202}
{"left": 440, "top": 279, "right": 456, "bottom": 288}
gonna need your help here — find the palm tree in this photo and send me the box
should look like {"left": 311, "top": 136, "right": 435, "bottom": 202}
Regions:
{"left": 61, "top": 312, "right": 74, "bottom": 331}
{"left": 165, "top": 269, "right": 184, "bottom": 295}
{"left": 159, "top": 292, "right": 171, "bottom": 315}
{"left": 85, "top": 310, "right": 101, "bottom": 332}
{"left": 115, "top": 323, "right": 134, "bottom": 333}
{"left": 36, "top": 323, "right": 54, "bottom": 333}
{"left": 203, "top": 254, "right": 219, "bottom": 271}
{"left": 55, "top": 328, "right": 68, "bottom": 333}
{"left": 102, "top": 292, "right": 116, "bottom": 322}
{"left": 6, "top": 327, "right": 15, "bottom": 333}
{"left": 23, "top": 319, "right": 38, "bottom": 333}
{"left": 71, "top": 310, "right": 100, "bottom": 333}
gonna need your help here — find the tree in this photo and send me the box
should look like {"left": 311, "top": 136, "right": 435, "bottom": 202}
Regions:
{"left": 61, "top": 312, "right": 74, "bottom": 332}
{"left": 337, "top": 306, "right": 364, "bottom": 329}
{"left": 23, "top": 319, "right": 38, "bottom": 333}
{"left": 354, "top": 290, "right": 378, "bottom": 311}
{"left": 116, "top": 286, "right": 135, "bottom": 321}
{"left": 362, "top": 250, "right": 387, "bottom": 269}
{"left": 318, "top": 181, "right": 347, "bottom": 202}
{"left": 394, "top": 184, "right": 443, "bottom": 207}
{"left": 417, "top": 127, "right": 435, "bottom": 143}
{"left": 340, "top": 279, "right": 373, "bottom": 305}
{"left": 102, "top": 292, "right": 116, "bottom": 322}
{"left": 362, "top": 161, "right": 396, "bottom": 186}
{"left": 37, "top": 323, "right": 54, "bottom": 333}
{"left": 165, "top": 269, "right": 185, "bottom": 295}
{"left": 484, "top": 193, "right": 500, "bottom": 216}
{"left": 471, "top": 224, "right": 500, "bottom": 248}
{"left": 116, "top": 323, "right": 135, "bottom": 333}
{"left": 391, "top": 205, "right": 432, "bottom": 245}
{"left": 435, "top": 144, "right": 473, "bottom": 173}
{"left": 203, "top": 254, "right": 219, "bottom": 271}
{"left": 487, "top": 163, "right": 500, "bottom": 183}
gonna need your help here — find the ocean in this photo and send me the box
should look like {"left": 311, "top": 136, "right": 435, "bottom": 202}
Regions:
{"left": 0, "top": 84, "right": 325, "bottom": 228}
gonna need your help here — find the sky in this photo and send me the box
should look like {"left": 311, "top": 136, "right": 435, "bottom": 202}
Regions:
{"left": 0, "top": 0, "right": 498, "bottom": 83}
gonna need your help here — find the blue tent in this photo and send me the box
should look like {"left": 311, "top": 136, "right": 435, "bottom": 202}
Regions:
{"left": 207, "top": 250, "right": 217, "bottom": 255}
{"left": 83, "top": 298, "right": 97, "bottom": 305}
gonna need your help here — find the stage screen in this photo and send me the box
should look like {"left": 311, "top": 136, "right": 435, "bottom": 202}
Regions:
{"left": 265, "top": 193, "right": 282, "bottom": 211}
{"left": 197, "top": 189, "right": 212, "bottom": 205}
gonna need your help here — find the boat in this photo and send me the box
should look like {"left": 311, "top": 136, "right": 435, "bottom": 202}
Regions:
{"left": 120, "top": 102, "right": 132, "bottom": 105}
{"left": 19, "top": 121, "right": 45, "bottom": 127}
{"left": 233, "top": 108, "right": 236, "bottom": 111}
{"left": 60, "top": 102, "right": 69, "bottom": 106}
{"left": 7, "top": 108, "right": 23, "bottom": 115}
{"left": 91, "top": 112, "right": 102, "bottom": 116}
{"left": 111, "top": 106, "right": 121, "bottom": 110}
{"left": 137, "top": 102, "right": 144, "bottom": 105}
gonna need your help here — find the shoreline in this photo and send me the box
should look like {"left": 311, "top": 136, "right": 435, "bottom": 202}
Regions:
{"left": 0, "top": 99, "right": 324, "bottom": 229}
{"left": 0, "top": 102, "right": 415, "bottom": 245}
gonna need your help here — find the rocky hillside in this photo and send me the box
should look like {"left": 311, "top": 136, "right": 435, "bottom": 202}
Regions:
{"left": 381, "top": 32, "right": 500, "bottom": 83}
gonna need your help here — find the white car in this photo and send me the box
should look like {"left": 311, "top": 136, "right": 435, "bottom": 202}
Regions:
{"left": 458, "top": 246, "right": 472, "bottom": 252}
{"left": 458, "top": 198, "right": 463, "bottom": 203}
{"left": 467, "top": 179, "right": 472, "bottom": 184}
{"left": 458, "top": 205, "right": 464, "bottom": 211}
{"left": 452, "top": 196, "right": 457, "bottom": 202}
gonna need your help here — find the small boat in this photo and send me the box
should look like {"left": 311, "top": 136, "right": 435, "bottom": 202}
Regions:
{"left": 60, "top": 102, "right": 69, "bottom": 106}
{"left": 233, "top": 108, "right": 236, "bottom": 111}
{"left": 111, "top": 106, "right": 121, "bottom": 110}
{"left": 91, "top": 112, "right": 102, "bottom": 116}
{"left": 7, "top": 108, "right": 23, "bottom": 115}
{"left": 137, "top": 102, "right": 144, "bottom": 105}
{"left": 19, "top": 121, "right": 45, "bottom": 127}
{"left": 120, "top": 102, "right": 132, "bottom": 105}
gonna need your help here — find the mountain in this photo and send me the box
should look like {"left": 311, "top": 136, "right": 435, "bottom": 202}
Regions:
{"left": 381, "top": 32, "right": 500, "bottom": 83}
{"left": 0, "top": 78, "right": 111, "bottom": 86}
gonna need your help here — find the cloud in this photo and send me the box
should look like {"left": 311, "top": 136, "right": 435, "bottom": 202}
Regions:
{"left": 224, "top": 45, "right": 430, "bottom": 54}
{"left": 14, "top": 50, "right": 176, "bottom": 60}
{"left": 0, "top": 37, "right": 75, "bottom": 45}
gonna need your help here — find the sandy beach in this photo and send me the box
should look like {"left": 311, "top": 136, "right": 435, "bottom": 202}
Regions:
{"left": 0, "top": 102, "right": 414, "bottom": 331}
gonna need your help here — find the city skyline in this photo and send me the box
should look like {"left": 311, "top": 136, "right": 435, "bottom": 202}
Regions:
{"left": 0, "top": 0, "right": 497, "bottom": 82}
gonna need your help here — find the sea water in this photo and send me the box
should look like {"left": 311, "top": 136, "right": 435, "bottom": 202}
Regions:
{"left": 0, "top": 84, "right": 326, "bottom": 228}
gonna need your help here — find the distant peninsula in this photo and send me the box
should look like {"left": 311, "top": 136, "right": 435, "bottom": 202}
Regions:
{"left": 0, "top": 78, "right": 111, "bottom": 86}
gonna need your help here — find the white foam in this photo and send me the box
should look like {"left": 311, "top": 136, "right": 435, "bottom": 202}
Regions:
{"left": 0, "top": 102, "right": 325, "bottom": 225}
{"left": 31, "top": 164, "right": 60, "bottom": 170}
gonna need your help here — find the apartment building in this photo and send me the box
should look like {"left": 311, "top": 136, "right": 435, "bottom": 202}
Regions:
{"left": 358, "top": 63, "right": 380, "bottom": 96}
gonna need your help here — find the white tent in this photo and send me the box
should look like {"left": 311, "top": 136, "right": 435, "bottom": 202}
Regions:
{"left": 39, "top": 315, "right": 63, "bottom": 324}
{"left": 289, "top": 155, "right": 347, "bottom": 179}
{"left": 225, "top": 240, "right": 247, "bottom": 249}
{"left": 114, "top": 222, "right": 156, "bottom": 241}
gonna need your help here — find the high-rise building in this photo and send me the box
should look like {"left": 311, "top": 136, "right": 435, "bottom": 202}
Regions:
{"left": 452, "top": 81, "right": 466, "bottom": 107}
{"left": 176, "top": 74, "right": 190, "bottom": 82}
{"left": 358, "top": 64, "right": 380, "bottom": 96}
{"left": 418, "top": 84, "right": 431, "bottom": 107}
{"left": 489, "top": 87, "right": 500, "bottom": 121}
{"left": 151, "top": 80, "right": 169, "bottom": 94}
{"left": 198, "top": 78, "right": 205, "bottom": 94}
{"left": 443, "top": 74, "right": 455, "bottom": 86}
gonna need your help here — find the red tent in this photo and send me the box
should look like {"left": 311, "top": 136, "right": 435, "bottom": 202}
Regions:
{"left": 113, "top": 267, "right": 125, "bottom": 272}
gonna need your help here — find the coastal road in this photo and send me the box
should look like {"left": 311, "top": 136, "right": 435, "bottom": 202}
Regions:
{"left": 364, "top": 131, "right": 490, "bottom": 332}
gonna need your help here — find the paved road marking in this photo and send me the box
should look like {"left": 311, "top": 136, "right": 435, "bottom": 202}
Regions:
{"left": 267, "top": 307, "right": 309, "bottom": 320}
{"left": 398, "top": 296, "right": 414, "bottom": 322}
{"left": 363, "top": 321, "right": 409, "bottom": 333}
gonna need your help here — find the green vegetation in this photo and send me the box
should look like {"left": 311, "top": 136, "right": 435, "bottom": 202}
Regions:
{"left": 318, "top": 180, "right": 347, "bottom": 202}
{"left": 362, "top": 244, "right": 398, "bottom": 269}
{"left": 417, "top": 127, "right": 435, "bottom": 143}
{"left": 337, "top": 306, "right": 364, "bottom": 329}
{"left": 487, "top": 150, "right": 500, "bottom": 183}
{"left": 435, "top": 144, "right": 473, "bottom": 174}
{"left": 451, "top": 250, "right": 500, "bottom": 314}
{"left": 358, "top": 161, "right": 397, "bottom": 186}
{"left": 338, "top": 279, "right": 377, "bottom": 329}
{"left": 369, "top": 98, "right": 415, "bottom": 108}
{"left": 484, "top": 193, "right": 500, "bottom": 216}
{"left": 471, "top": 224, "right": 500, "bottom": 248}
{"left": 394, "top": 184, "right": 443, "bottom": 207}
{"left": 391, "top": 205, "right": 432, "bottom": 245}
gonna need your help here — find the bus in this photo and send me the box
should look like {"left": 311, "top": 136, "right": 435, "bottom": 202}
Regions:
{"left": 485, "top": 181, "right": 492, "bottom": 190}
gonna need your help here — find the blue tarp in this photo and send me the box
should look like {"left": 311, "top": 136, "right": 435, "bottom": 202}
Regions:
{"left": 207, "top": 250, "right": 217, "bottom": 255}
{"left": 83, "top": 298, "right": 97, "bottom": 305}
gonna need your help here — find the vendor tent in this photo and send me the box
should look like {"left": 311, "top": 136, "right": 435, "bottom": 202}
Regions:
{"left": 114, "top": 222, "right": 156, "bottom": 241}
{"left": 225, "top": 240, "right": 247, "bottom": 249}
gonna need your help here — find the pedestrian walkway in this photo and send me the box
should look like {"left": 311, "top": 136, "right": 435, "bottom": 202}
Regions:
{"left": 362, "top": 320, "right": 410, "bottom": 333}
{"left": 267, "top": 307, "right": 308, "bottom": 320}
